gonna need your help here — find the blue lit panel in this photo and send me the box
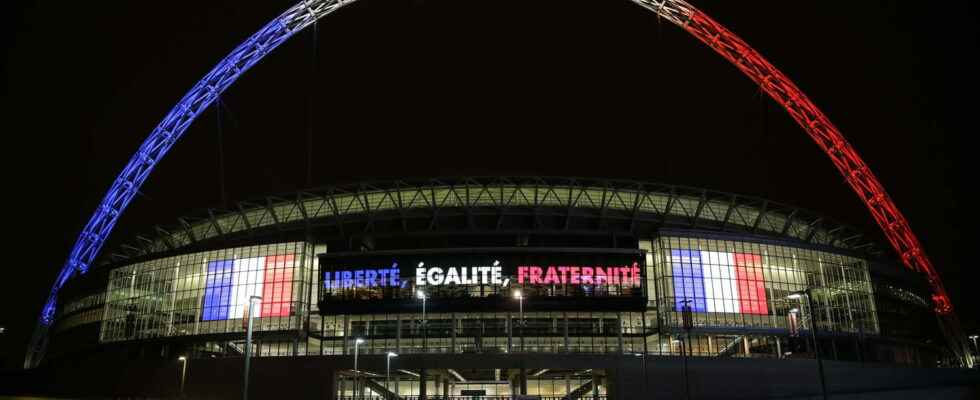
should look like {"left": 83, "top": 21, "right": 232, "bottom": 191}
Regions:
{"left": 202, "top": 260, "right": 234, "bottom": 321}
{"left": 671, "top": 249, "right": 706, "bottom": 312}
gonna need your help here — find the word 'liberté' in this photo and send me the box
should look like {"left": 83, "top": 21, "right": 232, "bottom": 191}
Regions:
{"left": 323, "top": 264, "right": 401, "bottom": 289}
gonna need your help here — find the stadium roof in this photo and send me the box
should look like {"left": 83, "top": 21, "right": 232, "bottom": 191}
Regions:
{"left": 102, "top": 177, "right": 882, "bottom": 264}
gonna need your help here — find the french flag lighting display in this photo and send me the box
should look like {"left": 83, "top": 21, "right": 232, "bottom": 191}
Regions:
{"left": 202, "top": 254, "right": 295, "bottom": 321}
{"left": 670, "top": 249, "right": 768, "bottom": 315}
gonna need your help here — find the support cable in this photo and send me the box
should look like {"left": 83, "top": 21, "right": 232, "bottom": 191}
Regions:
{"left": 217, "top": 96, "right": 228, "bottom": 209}
{"left": 307, "top": 21, "right": 318, "bottom": 189}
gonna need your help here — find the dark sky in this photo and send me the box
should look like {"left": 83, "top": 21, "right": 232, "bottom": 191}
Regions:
{"left": 2, "top": 0, "right": 978, "bottom": 369}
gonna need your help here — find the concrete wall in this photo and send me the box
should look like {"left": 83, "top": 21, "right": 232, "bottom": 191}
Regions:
{"left": 2, "top": 354, "right": 978, "bottom": 399}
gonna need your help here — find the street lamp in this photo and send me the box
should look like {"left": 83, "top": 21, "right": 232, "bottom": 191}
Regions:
{"left": 244, "top": 295, "right": 262, "bottom": 400}
{"left": 677, "top": 299, "right": 693, "bottom": 400}
{"left": 970, "top": 335, "right": 979, "bottom": 365}
{"left": 178, "top": 356, "right": 188, "bottom": 397}
{"left": 386, "top": 352, "right": 399, "bottom": 398}
{"left": 514, "top": 290, "right": 524, "bottom": 352}
{"left": 514, "top": 290, "right": 524, "bottom": 320}
{"left": 787, "top": 289, "right": 827, "bottom": 400}
{"left": 354, "top": 338, "right": 365, "bottom": 400}
{"left": 633, "top": 353, "right": 648, "bottom": 395}
{"left": 417, "top": 290, "right": 427, "bottom": 352}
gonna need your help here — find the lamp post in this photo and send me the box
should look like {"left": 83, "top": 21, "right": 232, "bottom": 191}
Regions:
{"left": 633, "top": 353, "right": 647, "bottom": 395}
{"left": 417, "top": 290, "right": 427, "bottom": 352}
{"left": 514, "top": 290, "right": 524, "bottom": 352}
{"left": 244, "top": 295, "right": 261, "bottom": 400}
{"left": 679, "top": 299, "right": 692, "bottom": 400}
{"left": 178, "top": 356, "right": 188, "bottom": 397}
{"left": 354, "top": 338, "right": 365, "bottom": 400}
{"left": 386, "top": 352, "right": 399, "bottom": 398}
{"left": 970, "top": 335, "right": 979, "bottom": 366}
{"left": 788, "top": 289, "right": 827, "bottom": 400}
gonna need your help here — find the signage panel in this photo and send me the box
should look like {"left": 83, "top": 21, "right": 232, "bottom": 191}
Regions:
{"left": 319, "top": 250, "right": 643, "bottom": 294}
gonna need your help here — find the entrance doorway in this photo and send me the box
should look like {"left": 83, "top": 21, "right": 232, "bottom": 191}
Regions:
{"left": 336, "top": 368, "right": 607, "bottom": 400}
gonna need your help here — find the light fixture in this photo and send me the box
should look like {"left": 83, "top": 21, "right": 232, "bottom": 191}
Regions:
{"left": 514, "top": 290, "right": 523, "bottom": 299}
{"left": 355, "top": 338, "right": 365, "bottom": 344}
{"left": 416, "top": 290, "right": 426, "bottom": 300}
{"left": 387, "top": 352, "right": 398, "bottom": 358}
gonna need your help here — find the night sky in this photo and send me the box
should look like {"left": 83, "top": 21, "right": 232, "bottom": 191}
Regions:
{"left": 2, "top": 0, "right": 978, "bottom": 369}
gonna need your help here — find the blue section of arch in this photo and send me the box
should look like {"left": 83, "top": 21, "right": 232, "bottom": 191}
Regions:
{"left": 38, "top": 3, "right": 340, "bottom": 326}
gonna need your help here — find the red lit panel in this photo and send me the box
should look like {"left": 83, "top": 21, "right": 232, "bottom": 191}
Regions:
{"left": 734, "top": 253, "right": 768, "bottom": 315}
{"left": 261, "top": 254, "right": 295, "bottom": 317}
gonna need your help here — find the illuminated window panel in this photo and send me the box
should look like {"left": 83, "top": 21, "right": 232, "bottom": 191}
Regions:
{"left": 669, "top": 249, "right": 771, "bottom": 315}
{"left": 202, "top": 260, "right": 234, "bottom": 321}
{"left": 670, "top": 249, "right": 706, "bottom": 312}
{"left": 262, "top": 254, "right": 295, "bottom": 317}
{"left": 701, "top": 251, "right": 740, "bottom": 314}
{"left": 734, "top": 253, "right": 768, "bottom": 315}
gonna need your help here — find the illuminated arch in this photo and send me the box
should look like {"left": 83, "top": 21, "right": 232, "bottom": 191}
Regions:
{"left": 27, "top": 0, "right": 971, "bottom": 366}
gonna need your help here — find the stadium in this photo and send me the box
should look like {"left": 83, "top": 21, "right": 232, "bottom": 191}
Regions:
{"left": 35, "top": 177, "right": 970, "bottom": 398}
{"left": 9, "top": 0, "right": 980, "bottom": 399}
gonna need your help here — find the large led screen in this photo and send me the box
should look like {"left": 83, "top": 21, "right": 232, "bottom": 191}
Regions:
{"left": 202, "top": 254, "right": 295, "bottom": 321}
{"left": 319, "top": 250, "right": 644, "bottom": 301}
{"left": 670, "top": 249, "right": 768, "bottom": 315}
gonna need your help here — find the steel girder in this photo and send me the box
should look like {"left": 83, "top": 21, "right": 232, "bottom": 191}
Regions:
{"left": 107, "top": 177, "right": 875, "bottom": 261}
{"left": 27, "top": 0, "right": 971, "bottom": 368}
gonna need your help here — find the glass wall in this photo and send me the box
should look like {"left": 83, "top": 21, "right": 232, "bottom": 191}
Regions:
{"left": 54, "top": 292, "right": 107, "bottom": 333}
{"left": 652, "top": 236, "right": 879, "bottom": 335}
{"left": 100, "top": 242, "right": 313, "bottom": 342}
{"left": 312, "top": 311, "right": 647, "bottom": 356}
{"left": 86, "top": 236, "right": 880, "bottom": 361}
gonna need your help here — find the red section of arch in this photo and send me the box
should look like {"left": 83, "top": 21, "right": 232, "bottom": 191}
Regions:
{"left": 680, "top": 9, "right": 952, "bottom": 315}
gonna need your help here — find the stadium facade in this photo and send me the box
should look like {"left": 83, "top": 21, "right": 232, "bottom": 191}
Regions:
{"left": 40, "top": 177, "right": 955, "bottom": 399}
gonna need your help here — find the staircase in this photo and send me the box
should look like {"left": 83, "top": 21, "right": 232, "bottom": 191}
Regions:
{"left": 561, "top": 379, "right": 594, "bottom": 400}
{"left": 363, "top": 376, "right": 403, "bottom": 400}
